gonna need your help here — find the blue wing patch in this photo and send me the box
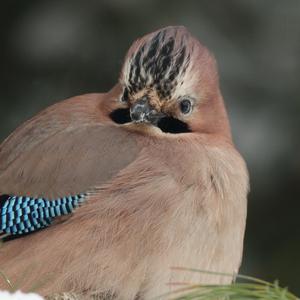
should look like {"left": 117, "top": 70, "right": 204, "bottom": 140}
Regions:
{"left": 0, "top": 193, "right": 87, "bottom": 237}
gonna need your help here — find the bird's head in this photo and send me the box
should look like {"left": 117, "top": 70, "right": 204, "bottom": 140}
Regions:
{"left": 109, "top": 26, "right": 231, "bottom": 138}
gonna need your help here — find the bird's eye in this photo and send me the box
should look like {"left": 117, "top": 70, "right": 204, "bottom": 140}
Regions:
{"left": 121, "top": 88, "right": 129, "bottom": 103}
{"left": 179, "top": 99, "right": 192, "bottom": 114}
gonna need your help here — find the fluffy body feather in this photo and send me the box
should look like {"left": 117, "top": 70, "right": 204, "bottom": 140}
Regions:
{"left": 0, "top": 26, "right": 248, "bottom": 299}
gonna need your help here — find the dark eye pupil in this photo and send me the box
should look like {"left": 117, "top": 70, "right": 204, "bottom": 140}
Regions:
{"left": 180, "top": 99, "right": 191, "bottom": 114}
{"left": 121, "top": 88, "right": 129, "bottom": 102}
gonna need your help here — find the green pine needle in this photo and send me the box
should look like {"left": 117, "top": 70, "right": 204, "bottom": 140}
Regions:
{"left": 164, "top": 269, "right": 299, "bottom": 300}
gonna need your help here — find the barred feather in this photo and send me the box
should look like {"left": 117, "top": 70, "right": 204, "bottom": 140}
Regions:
{"left": 0, "top": 193, "right": 87, "bottom": 237}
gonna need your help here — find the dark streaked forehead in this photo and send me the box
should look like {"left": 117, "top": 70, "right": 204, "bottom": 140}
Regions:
{"left": 122, "top": 26, "right": 194, "bottom": 100}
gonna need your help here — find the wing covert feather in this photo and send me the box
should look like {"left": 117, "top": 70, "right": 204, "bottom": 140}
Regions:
{"left": 0, "top": 124, "right": 140, "bottom": 198}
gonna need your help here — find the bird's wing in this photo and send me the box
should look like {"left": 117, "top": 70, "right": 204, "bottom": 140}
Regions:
{"left": 0, "top": 124, "right": 140, "bottom": 197}
{"left": 0, "top": 94, "right": 142, "bottom": 237}
{"left": 0, "top": 123, "right": 141, "bottom": 237}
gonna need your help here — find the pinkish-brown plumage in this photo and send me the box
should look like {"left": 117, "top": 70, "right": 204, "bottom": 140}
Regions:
{"left": 0, "top": 26, "right": 248, "bottom": 299}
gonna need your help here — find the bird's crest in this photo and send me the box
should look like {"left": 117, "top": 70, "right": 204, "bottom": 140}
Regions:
{"left": 122, "top": 26, "right": 195, "bottom": 100}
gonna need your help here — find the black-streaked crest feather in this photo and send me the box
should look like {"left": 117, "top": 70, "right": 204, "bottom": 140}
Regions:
{"left": 125, "top": 27, "right": 191, "bottom": 100}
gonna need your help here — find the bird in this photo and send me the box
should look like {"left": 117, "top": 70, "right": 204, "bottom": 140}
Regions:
{"left": 0, "top": 26, "right": 249, "bottom": 299}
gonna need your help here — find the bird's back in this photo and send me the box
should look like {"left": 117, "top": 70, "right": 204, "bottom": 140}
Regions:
{"left": 0, "top": 93, "right": 140, "bottom": 198}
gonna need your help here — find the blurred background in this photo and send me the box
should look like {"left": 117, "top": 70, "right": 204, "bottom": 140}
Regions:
{"left": 0, "top": 0, "right": 299, "bottom": 293}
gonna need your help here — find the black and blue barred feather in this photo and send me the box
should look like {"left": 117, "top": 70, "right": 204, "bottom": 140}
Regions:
{"left": 0, "top": 193, "right": 87, "bottom": 237}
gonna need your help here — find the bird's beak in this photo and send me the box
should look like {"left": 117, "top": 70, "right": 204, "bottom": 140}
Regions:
{"left": 130, "top": 96, "right": 165, "bottom": 125}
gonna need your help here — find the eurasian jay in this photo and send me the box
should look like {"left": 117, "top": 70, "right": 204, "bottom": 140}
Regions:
{"left": 0, "top": 26, "right": 249, "bottom": 299}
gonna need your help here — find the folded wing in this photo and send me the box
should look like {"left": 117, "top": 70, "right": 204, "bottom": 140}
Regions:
{"left": 0, "top": 95, "right": 141, "bottom": 237}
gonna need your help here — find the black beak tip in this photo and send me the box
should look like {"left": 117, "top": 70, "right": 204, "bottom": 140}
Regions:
{"left": 130, "top": 100, "right": 152, "bottom": 123}
{"left": 130, "top": 110, "right": 146, "bottom": 123}
{"left": 129, "top": 97, "right": 166, "bottom": 124}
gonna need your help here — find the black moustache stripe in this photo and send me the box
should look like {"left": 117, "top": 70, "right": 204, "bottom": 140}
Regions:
{"left": 109, "top": 108, "right": 131, "bottom": 124}
{"left": 157, "top": 116, "right": 191, "bottom": 133}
